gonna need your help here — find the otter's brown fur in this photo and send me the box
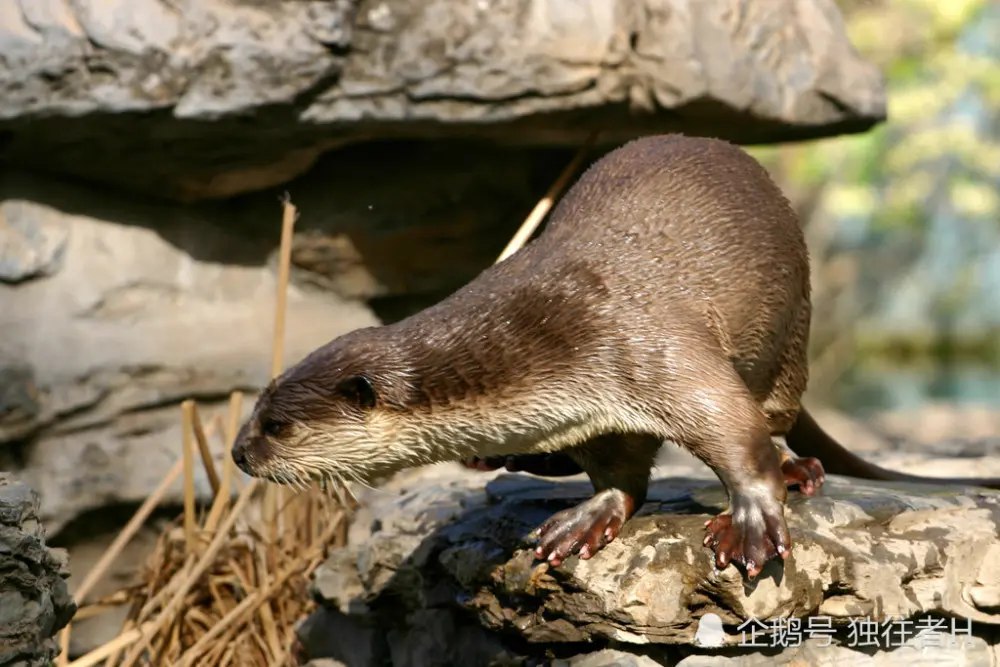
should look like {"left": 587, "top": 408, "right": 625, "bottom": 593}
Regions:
{"left": 232, "top": 134, "right": 1000, "bottom": 578}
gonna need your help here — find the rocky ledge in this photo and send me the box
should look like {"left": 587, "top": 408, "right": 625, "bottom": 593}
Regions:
{"left": 297, "top": 462, "right": 1000, "bottom": 666}
{"left": 0, "top": 0, "right": 885, "bottom": 201}
{"left": 0, "top": 475, "right": 76, "bottom": 667}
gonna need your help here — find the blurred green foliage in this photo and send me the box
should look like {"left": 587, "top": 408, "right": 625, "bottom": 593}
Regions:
{"left": 749, "top": 0, "right": 1000, "bottom": 378}
{"left": 754, "top": 0, "right": 1000, "bottom": 234}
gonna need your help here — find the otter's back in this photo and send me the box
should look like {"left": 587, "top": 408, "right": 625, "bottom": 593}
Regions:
{"left": 538, "top": 134, "right": 809, "bottom": 367}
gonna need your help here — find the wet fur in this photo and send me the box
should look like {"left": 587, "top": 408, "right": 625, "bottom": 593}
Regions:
{"left": 238, "top": 136, "right": 803, "bottom": 480}
{"left": 233, "top": 134, "right": 1000, "bottom": 575}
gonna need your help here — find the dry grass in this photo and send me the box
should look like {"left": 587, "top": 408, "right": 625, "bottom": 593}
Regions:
{"left": 57, "top": 136, "right": 597, "bottom": 667}
{"left": 59, "top": 197, "right": 351, "bottom": 667}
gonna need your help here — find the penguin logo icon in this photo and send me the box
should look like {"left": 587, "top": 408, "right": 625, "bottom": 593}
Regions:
{"left": 694, "top": 612, "right": 725, "bottom": 647}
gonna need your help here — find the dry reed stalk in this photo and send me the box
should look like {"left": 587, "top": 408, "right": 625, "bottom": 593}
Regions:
{"left": 71, "top": 591, "right": 131, "bottom": 621}
{"left": 496, "top": 132, "right": 598, "bottom": 263}
{"left": 57, "top": 456, "right": 186, "bottom": 665}
{"left": 189, "top": 403, "right": 222, "bottom": 497}
{"left": 181, "top": 403, "right": 198, "bottom": 550}
{"left": 174, "top": 534, "right": 332, "bottom": 667}
{"left": 117, "top": 480, "right": 260, "bottom": 667}
{"left": 73, "top": 459, "right": 186, "bottom": 607}
{"left": 102, "top": 617, "right": 136, "bottom": 667}
{"left": 265, "top": 197, "right": 299, "bottom": 561}
{"left": 65, "top": 622, "right": 156, "bottom": 667}
{"left": 57, "top": 624, "right": 70, "bottom": 667}
{"left": 75, "top": 147, "right": 593, "bottom": 666}
{"left": 254, "top": 552, "right": 283, "bottom": 660}
{"left": 204, "top": 392, "right": 243, "bottom": 532}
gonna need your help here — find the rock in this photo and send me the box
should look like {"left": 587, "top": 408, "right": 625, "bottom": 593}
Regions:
{"left": 0, "top": 0, "right": 885, "bottom": 201}
{"left": 554, "top": 650, "right": 667, "bottom": 667}
{"left": 0, "top": 199, "right": 69, "bottom": 284}
{"left": 0, "top": 474, "right": 75, "bottom": 667}
{"left": 0, "top": 361, "right": 40, "bottom": 443}
{"left": 0, "top": 172, "right": 381, "bottom": 534}
{"left": 0, "top": 138, "right": 585, "bottom": 535}
{"left": 301, "top": 462, "right": 1000, "bottom": 666}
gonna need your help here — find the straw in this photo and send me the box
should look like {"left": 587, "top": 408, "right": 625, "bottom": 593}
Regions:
{"left": 62, "top": 137, "right": 595, "bottom": 665}
{"left": 496, "top": 131, "right": 598, "bottom": 263}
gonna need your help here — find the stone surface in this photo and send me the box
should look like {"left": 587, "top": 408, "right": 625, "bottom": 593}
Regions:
{"left": 300, "top": 460, "right": 1000, "bottom": 666}
{"left": 674, "top": 634, "right": 998, "bottom": 666}
{"left": 0, "top": 171, "right": 381, "bottom": 534}
{"left": 0, "top": 0, "right": 885, "bottom": 201}
{"left": 555, "top": 650, "right": 667, "bottom": 667}
{"left": 0, "top": 474, "right": 75, "bottom": 667}
{"left": 0, "top": 137, "right": 584, "bottom": 535}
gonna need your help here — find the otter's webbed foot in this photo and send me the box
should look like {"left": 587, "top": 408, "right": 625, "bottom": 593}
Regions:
{"left": 533, "top": 489, "right": 633, "bottom": 566}
{"left": 463, "top": 453, "right": 584, "bottom": 477}
{"left": 703, "top": 491, "right": 790, "bottom": 579}
{"left": 781, "top": 456, "right": 825, "bottom": 496}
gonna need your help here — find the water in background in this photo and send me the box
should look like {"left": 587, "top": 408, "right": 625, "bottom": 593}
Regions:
{"left": 832, "top": 362, "right": 1000, "bottom": 418}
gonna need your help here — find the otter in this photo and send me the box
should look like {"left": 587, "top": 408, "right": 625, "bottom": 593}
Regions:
{"left": 231, "top": 134, "right": 1000, "bottom": 579}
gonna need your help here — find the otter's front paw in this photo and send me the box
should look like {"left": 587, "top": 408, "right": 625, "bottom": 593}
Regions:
{"left": 534, "top": 489, "right": 630, "bottom": 566}
{"left": 781, "top": 456, "right": 825, "bottom": 496}
{"left": 703, "top": 498, "right": 790, "bottom": 579}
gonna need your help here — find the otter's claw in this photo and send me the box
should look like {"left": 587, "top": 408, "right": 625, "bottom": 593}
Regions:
{"left": 703, "top": 499, "right": 790, "bottom": 579}
{"left": 781, "top": 456, "right": 825, "bottom": 496}
{"left": 533, "top": 489, "right": 630, "bottom": 566}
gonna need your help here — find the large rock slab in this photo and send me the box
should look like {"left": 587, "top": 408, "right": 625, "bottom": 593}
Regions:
{"left": 0, "top": 171, "right": 380, "bottom": 534}
{"left": 0, "top": 475, "right": 75, "bottom": 667}
{"left": 299, "top": 461, "right": 1000, "bottom": 666}
{"left": 0, "top": 0, "right": 885, "bottom": 200}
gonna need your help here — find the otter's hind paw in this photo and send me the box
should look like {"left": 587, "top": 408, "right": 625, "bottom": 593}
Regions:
{"left": 781, "top": 456, "right": 825, "bottom": 496}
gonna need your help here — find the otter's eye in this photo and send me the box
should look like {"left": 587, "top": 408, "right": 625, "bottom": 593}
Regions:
{"left": 336, "top": 375, "right": 377, "bottom": 410}
{"left": 261, "top": 419, "right": 287, "bottom": 438}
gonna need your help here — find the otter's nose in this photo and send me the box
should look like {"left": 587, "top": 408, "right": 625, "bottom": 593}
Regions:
{"left": 231, "top": 443, "right": 248, "bottom": 472}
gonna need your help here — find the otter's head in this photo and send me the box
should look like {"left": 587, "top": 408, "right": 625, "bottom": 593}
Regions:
{"left": 231, "top": 327, "right": 425, "bottom": 488}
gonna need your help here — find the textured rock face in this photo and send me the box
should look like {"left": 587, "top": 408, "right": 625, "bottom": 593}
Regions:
{"left": 299, "top": 459, "right": 1000, "bottom": 666}
{"left": 0, "top": 0, "right": 885, "bottom": 201}
{"left": 0, "top": 0, "right": 888, "bottom": 539}
{"left": 0, "top": 172, "right": 380, "bottom": 534}
{"left": 0, "top": 141, "right": 571, "bottom": 535}
{"left": 0, "top": 0, "right": 891, "bottom": 656}
{"left": 0, "top": 475, "right": 75, "bottom": 667}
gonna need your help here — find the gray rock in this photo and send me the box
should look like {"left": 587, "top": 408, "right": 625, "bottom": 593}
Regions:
{"left": 554, "top": 650, "right": 668, "bottom": 667}
{"left": 0, "top": 199, "right": 69, "bottom": 284}
{"left": 0, "top": 139, "right": 578, "bottom": 535}
{"left": 0, "top": 474, "right": 75, "bottom": 667}
{"left": 674, "top": 633, "right": 997, "bottom": 666}
{"left": 0, "top": 172, "right": 381, "bottom": 534}
{"left": 0, "top": 0, "right": 885, "bottom": 201}
{"left": 0, "top": 362, "right": 40, "bottom": 443}
{"left": 301, "top": 464, "right": 1000, "bottom": 666}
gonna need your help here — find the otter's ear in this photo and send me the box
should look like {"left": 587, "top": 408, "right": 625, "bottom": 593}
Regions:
{"left": 336, "top": 375, "right": 377, "bottom": 410}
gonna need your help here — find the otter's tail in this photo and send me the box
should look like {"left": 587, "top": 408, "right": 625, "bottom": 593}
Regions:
{"left": 785, "top": 408, "right": 1000, "bottom": 491}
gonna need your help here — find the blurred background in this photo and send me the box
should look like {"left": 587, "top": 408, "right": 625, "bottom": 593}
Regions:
{"left": 755, "top": 0, "right": 1000, "bottom": 423}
